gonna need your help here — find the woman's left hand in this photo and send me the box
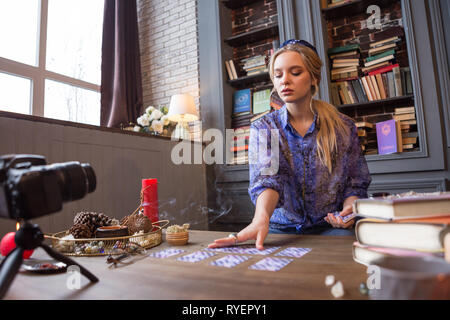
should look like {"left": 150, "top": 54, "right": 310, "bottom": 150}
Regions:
{"left": 325, "top": 204, "right": 355, "bottom": 229}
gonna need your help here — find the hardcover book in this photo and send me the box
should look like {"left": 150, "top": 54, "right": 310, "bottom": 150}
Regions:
{"left": 376, "top": 119, "right": 398, "bottom": 154}
{"left": 252, "top": 89, "right": 271, "bottom": 115}
{"left": 353, "top": 192, "right": 450, "bottom": 220}
{"left": 355, "top": 216, "right": 450, "bottom": 252}
{"left": 233, "top": 89, "right": 252, "bottom": 114}
{"left": 352, "top": 241, "right": 442, "bottom": 266}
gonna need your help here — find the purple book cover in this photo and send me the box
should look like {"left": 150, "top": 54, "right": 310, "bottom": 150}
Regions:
{"left": 376, "top": 119, "right": 397, "bottom": 154}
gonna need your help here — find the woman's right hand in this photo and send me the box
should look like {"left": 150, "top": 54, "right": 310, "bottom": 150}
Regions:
{"left": 207, "top": 216, "right": 270, "bottom": 250}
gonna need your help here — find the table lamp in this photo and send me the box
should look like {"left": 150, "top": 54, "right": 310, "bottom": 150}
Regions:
{"left": 168, "top": 94, "right": 199, "bottom": 140}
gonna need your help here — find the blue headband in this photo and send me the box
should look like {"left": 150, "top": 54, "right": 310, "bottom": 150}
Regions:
{"left": 280, "top": 39, "right": 318, "bottom": 55}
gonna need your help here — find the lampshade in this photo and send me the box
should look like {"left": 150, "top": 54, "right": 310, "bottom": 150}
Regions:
{"left": 167, "top": 94, "right": 199, "bottom": 122}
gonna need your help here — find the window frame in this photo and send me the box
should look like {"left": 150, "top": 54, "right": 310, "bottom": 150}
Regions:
{"left": 0, "top": 0, "right": 101, "bottom": 120}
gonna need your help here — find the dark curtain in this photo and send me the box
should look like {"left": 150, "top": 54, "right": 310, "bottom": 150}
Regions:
{"left": 101, "top": 0, "right": 143, "bottom": 128}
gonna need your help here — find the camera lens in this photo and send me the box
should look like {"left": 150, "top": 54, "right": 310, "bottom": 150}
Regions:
{"left": 50, "top": 162, "right": 96, "bottom": 202}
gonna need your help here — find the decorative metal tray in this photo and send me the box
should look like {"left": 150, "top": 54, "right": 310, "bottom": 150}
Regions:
{"left": 44, "top": 220, "right": 169, "bottom": 256}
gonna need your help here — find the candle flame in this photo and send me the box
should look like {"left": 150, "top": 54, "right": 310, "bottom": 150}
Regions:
{"left": 16, "top": 222, "right": 20, "bottom": 231}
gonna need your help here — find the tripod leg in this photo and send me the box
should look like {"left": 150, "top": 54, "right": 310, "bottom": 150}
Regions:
{"left": 0, "top": 247, "right": 24, "bottom": 299}
{"left": 40, "top": 243, "right": 99, "bottom": 283}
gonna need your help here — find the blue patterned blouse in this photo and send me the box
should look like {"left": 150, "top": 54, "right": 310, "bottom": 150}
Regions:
{"left": 248, "top": 104, "right": 371, "bottom": 233}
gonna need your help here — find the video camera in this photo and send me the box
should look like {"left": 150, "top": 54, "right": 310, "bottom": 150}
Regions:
{"left": 0, "top": 154, "right": 96, "bottom": 220}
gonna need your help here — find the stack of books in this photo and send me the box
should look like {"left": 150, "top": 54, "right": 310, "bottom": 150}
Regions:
{"left": 393, "top": 106, "right": 418, "bottom": 151}
{"left": 328, "top": 43, "right": 361, "bottom": 82}
{"left": 232, "top": 88, "right": 252, "bottom": 129}
{"left": 229, "top": 126, "right": 250, "bottom": 165}
{"left": 354, "top": 120, "right": 377, "bottom": 154}
{"left": 352, "top": 192, "right": 450, "bottom": 266}
{"left": 241, "top": 55, "right": 268, "bottom": 77}
{"left": 355, "top": 113, "right": 393, "bottom": 155}
{"left": 329, "top": 28, "right": 413, "bottom": 106}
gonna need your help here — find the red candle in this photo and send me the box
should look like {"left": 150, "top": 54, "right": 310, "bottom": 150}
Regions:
{"left": 141, "top": 178, "right": 159, "bottom": 223}
{"left": 0, "top": 232, "right": 34, "bottom": 259}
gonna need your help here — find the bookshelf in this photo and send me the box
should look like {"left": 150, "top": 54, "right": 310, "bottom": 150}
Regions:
{"left": 220, "top": 0, "right": 280, "bottom": 167}
{"left": 322, "top": 0, "right": 419, "bottom": 156}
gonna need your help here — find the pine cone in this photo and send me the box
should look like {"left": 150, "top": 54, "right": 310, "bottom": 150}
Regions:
{"left": 74, "top": 211, "right": 114, "bottom": 233}
{"left": 74, "top": 211, "right": 96, "bottom": 233}
{"left": 69, "top": 224, "right": 92, "bottom": 239}
{"left": 125, "top": 213, "right": 152, "bottom": 235}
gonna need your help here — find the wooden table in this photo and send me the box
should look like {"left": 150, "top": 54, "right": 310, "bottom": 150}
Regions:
{"left": 3, "top": 230, "right": 368, "bottom": 300}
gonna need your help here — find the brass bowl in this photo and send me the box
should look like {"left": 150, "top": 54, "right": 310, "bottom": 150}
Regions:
{"left": 166, "top": 231, "right": 189, "bottom": 245}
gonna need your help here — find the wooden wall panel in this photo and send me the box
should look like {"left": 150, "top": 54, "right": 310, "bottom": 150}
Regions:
{"left": 0, "top": 116, "right": 208, "bottom": 237}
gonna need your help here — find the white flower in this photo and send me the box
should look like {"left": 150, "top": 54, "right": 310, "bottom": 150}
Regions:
{"left": 146, "top": 106, "right": 155, "bottom": 114}
{"left": 151, "top": 120, "right": 163, "bottom": 133}
{"left": 139, "top": 114, "right": 150, "bottom": 126}
{"left": 161, "top": 115, "right": 170, "bottom": 126}
{"left": 133, "top": 125, "right": 141, "bottom": 132}
{"left": 150, "top": 109, "right": 163, "bottom": 121}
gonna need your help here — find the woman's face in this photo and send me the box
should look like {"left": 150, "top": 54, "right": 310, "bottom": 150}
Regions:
{"left": 273, "top": 50, "right": 315, "bottom": 104}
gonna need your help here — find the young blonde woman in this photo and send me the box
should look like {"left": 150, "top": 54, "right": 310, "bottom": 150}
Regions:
{"left": 209, "top": 39, "right": 371, "bottom": 250}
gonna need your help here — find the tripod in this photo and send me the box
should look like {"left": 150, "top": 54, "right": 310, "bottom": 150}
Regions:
{"left": 0, "top": 221, "right": 98, "bottom": 299}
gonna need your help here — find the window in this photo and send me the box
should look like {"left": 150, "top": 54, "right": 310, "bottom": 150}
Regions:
{"left": 0, "top": 0, "right": 104, "bottom": 125}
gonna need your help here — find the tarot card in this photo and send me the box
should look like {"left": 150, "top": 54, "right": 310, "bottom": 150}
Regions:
{"left": 329, "top": 211, "right": 357, "bottom": 223}
{"left": 240, "top": 245, "right": 281, "bottom": 255}
{"left": 275, "top": 247, "right": 311, "bottom": 258}
{"left": 248, "top": 257, "right": 293, "bottom": 272}
{"left": 148, "top": 248, "right": 186, "bottom": 258}
{"left": 210, "top": 255, "right": 251, "bottom": 268}
{"left": 177, "top": 250, "right": 217, "bottom": 263}
{"left": 206, "top": 245, "right": 281, "bottom": 255}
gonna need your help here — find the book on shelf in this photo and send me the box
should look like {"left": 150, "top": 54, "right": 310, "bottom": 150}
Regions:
{"left": 393, "top": 66, "right": 403, "bottom": 96}
{"left": 393, "top": 112, "right": 415, "bottom": 121}
{"left": 365, "top": 49, "right": 396, "bottom": 63}
{"left": 352, "top": 241, "right": 443, "bottom": 267}
{"left": 370, "top": 36, "right": 401, "bottom": 49}
{"left": 376, "top": 119, "right": 401, "bottom": 155}
{"left": 361, "top": 61, "right": 391, "bottom": 74}
{"left": 225, "top": 60, "right": 234, "bottom": 80}
{"left": 326, "top": 0, "right": 354, "bottom": 9}
{"left": 355, "top": 216, "right": 450, "bottom": 253}
{"left": 375, "top": 74, "right": 387, "bottom": 99}
{"left": 355, "top": 121, "right": 374, "bottom": 129}
{"left": 353, "top": 192, "right": 450, "bottom": 220}
{"left": 232, "top": 111, "right": 251, "bottom": 118}
{"left": 328, "top": 43, "right": 360, "bottom": 55}
{"left": 395, "top": 106, "right": 415, "bottom": 114}
{"left": 233, "top": 89, "right": 252, "bottom": 114}
{"left": 253, "top": 89, "right": 271, "bottom": 115}
{"left": 368, "top": 42, "right": 398, "bottom": 56}
{"left": 229, "top": 60, "right": 238, "bottom": 80}
{"left": 367, "top": 63, "right": 398, "bottom": 76}
{"left": 329, "top": 50, "right": 359, "bottom": 59}
{"left": 230, "top": 145, "right": 249, "bottom": 152}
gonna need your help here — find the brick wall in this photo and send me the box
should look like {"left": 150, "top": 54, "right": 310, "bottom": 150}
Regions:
{"left": 137, "top": 0, "right": 200, "bottom": 114}
{"left": 326, "top": 0, "right": 408, "bottom": 67}
{"left": 231, "top": 0, "right": 278, "bottom": 78}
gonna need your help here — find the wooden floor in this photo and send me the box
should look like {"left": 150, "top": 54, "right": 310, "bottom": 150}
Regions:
{"left": 3, "top": 230, "right": 368, "bottom": 300}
